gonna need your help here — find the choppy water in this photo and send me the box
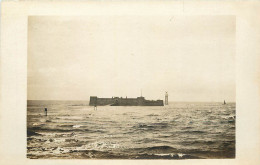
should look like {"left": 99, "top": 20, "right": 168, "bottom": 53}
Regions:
{"left": 27, "top": 100, "right": 235, "bottom": 159}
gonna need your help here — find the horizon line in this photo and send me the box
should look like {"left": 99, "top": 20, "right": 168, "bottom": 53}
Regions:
{"left": 27, "top": 99, "right": 236, "bottom": 103}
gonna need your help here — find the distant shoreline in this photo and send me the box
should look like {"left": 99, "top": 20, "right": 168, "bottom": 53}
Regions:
{"left": 27, "top": 100, "right": 236, "bottom": 103}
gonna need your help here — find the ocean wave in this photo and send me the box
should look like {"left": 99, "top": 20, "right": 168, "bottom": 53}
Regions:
{"left": 130, "top": 145, "right": 178, "bottom": 154}
{"left": 147, "top": 114, "right": 159, "bottom": 117}
{"left": 27, "top": 130, "right": 41, "bottom": 137}
{"left": 79, "top": 141, "right": 120, "bottom": 151}
{"left": 180, "top": 140, "right": 216, "bottom": 146}
{"left": 222, "top": 115, "right": 236, "bottom": 120}
{"left": 134, "top": 152, "right": 200, "bottom": 159}
{"left": 133, "top": 122, "right": 169, "bottom": 130}
{"left": 73, "top": 125, "right": 82, "bottom": 128}
{"left": 69, "top": 104, "right": 88, "bottom": 106}
{"left": 146, "top": 145, "right": 176, "bottom": 151}
{"left": 27, "top": 101, "right": 236, "bottom": 159}
{"left": 180, "top": 130, "right": 207, "bottom": 134}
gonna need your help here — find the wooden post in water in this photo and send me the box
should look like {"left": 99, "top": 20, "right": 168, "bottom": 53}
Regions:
{"left": 45, "top": 108, "right": 48, "bottom": 116}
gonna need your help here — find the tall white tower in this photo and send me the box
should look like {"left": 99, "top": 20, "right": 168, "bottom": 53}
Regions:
{"left": 165, "top": 92, "right": 168, "bottom": 105}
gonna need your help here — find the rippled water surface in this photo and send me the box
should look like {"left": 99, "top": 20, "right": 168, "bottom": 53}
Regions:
{"left": 27, "top": 101, "right": 235, "bottom": 159}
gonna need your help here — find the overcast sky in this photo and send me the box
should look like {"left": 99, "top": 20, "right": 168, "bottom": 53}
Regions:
{"left": 28, "top": 16, "right": 235, "bottom": 102}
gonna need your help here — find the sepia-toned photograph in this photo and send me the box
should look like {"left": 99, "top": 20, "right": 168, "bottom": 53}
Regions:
{"left": 27, "top": 16, "right": 236, "bottom": 159}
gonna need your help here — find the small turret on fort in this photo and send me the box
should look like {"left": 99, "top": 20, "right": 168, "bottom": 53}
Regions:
{"left": 165, "top": 92, "right": 168, "bottom": 105}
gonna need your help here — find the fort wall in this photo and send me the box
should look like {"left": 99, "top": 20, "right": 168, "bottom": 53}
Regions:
{"left": 89, "top": 96, "right": 164, "bottom": 106}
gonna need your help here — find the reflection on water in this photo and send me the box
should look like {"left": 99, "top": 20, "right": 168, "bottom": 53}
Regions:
{"left": 27, "top": 101, "right": 235, "bottom": 159}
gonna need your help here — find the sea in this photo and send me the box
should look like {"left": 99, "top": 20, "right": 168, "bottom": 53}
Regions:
{"left": 27, "top": 100, "right": 235, "bottom": 159}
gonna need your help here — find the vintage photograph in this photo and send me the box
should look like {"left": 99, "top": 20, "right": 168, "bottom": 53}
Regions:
{"left": 27, "top": 16, "right": 236, "bottom": 159}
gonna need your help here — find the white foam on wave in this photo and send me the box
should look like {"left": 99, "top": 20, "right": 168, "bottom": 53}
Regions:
{"left": 154, "top": 153, "right": 186, "bottom": 158}
{"left": 222, "top": 115, "right": 236, "bottom": 120}
{"left": 177, "top": 153, "right": 185, "bottom": 158}
{"left": 79, "top": 141, "right": 120, "bottom": 151}
{"left": 154, "top": 153, "right": 175, "bottom": 157}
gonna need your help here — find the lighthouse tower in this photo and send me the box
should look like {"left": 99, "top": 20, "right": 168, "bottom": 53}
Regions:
{"left": 165, "top": 92, "right": 168, "bottom": 105}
